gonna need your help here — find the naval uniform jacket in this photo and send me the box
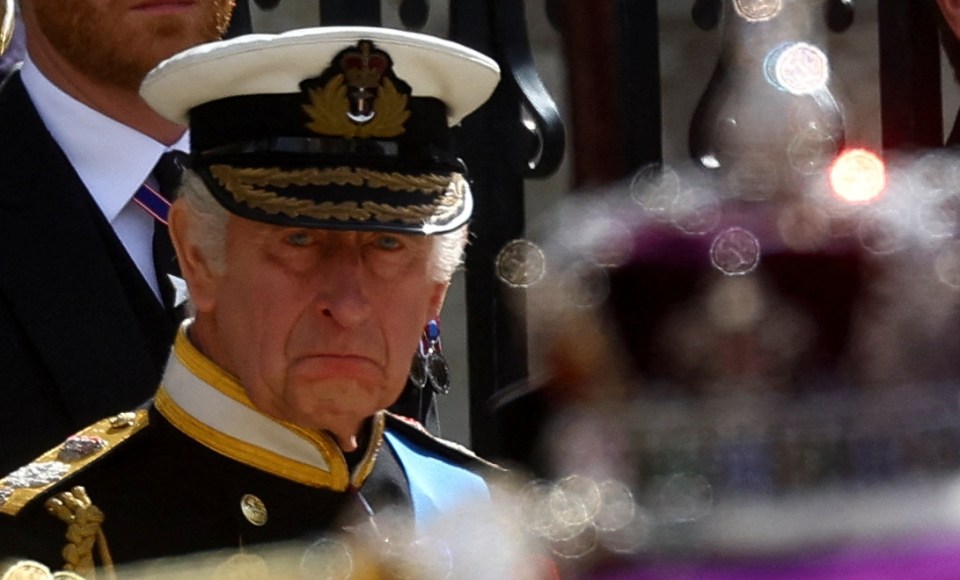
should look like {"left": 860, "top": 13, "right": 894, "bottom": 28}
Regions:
{"left": 0, "top": 71, "right": 178, "bottom": 474}
{"left": 0, "top": 328, "right": 496, "bottom": 572}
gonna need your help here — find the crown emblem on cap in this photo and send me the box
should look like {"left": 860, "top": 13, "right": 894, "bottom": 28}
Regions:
{"left": 302, "top": 40, "right": 411, "bottom": 138}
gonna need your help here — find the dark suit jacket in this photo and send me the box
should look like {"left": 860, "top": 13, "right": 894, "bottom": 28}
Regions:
{"left": 0, "top": 72, "right": 178, "bottom": 473}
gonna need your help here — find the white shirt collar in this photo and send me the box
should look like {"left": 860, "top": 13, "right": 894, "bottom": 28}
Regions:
{"left": 19, "top": 55, "right": 189, "bottom": 222}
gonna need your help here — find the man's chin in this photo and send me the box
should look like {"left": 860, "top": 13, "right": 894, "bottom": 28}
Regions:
{"left": 292, "top": 396, "right": 376, "bottom": 433}
{"left": 307, "top": 410, "right": 375, "bottom": 453}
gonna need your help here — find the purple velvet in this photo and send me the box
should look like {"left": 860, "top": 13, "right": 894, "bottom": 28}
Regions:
{"left": 592, "top": 535, "right": 960, "bottom": 580}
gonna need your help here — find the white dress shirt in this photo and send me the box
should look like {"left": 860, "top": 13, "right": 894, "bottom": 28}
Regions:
{"left": 20, "top": 55, "right": 188, "bottom": 301}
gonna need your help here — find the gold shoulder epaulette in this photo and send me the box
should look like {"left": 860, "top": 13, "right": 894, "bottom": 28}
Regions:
{"left": 384, "top": 412, "right": 504, "bottom": 471}
{"left": 0, "top": 410, "right": 149, "bottom": 516}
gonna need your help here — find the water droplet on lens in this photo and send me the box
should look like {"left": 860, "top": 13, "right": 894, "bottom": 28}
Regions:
{"left": 599, "top": 507, "right": 650, "bottom": 554}
{"left": 672, "top": 188, "right": 722, "bottom": 235}
{"left": 550, "top": 525, "right": 598, "bottom": 560}
{"left": 770, "top": 42, "right": 829, "bottom": 95}
{"left": 630, "top": 164, "right": 680, "bottom": 218}
{"left": 520, "top": 481, "right": 556, "bottom": 536}
{"left": 547, "top": 485, "right": 591, "bottom": 534}
{"left": 300, "top": 537, "right": 354, "bottom": 580}
{"left": 556, "top": 475, "right": 602, "bottom": 522}
{"left": 709, "top": 227, "right": 761, "bottom": 275}
{"left": 594, "top": 480, "right": 637, "bottom": 532}
{"left": 496, "top": 239, "right": 547, "bottom": 288}
{"left": 788, "top": 128, "right": 838, "bottom": 175}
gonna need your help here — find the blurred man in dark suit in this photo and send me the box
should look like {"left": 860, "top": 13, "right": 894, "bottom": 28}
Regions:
{"left": 0, "top": 0, "right": 236, "bottom": 473}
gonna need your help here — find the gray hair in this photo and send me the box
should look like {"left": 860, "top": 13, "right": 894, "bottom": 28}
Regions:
{"left": 177, "top": 171, "right": 230, "bottom": 274}
{"left": 176, "top": 170, "right": 468, "bottom": 283}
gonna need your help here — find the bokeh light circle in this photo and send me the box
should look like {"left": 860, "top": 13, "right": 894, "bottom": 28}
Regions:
{"left": 773, "top": 42, "right": 829, "bottom": 95}
{"left": 734, "top": 0, "right": 782, "bottom": 21}
{"left": 672, "top": 189, "right": 722, "bottom": 235}
{"left": 630, "top": 164, "right": 681, "bottom": 218}
{"left": 829, "top": 148, "right": 886, "bottom": 204}
{"left": 594, "top": 480, "right": 638, "bottom": 532}
{"left": 299, "top": 537, "right": 355, "bottom": 580}
{"left": 788, "top": 127, "right": 839, "bottom": 175}
{"left": 496, "top": 239, "right": 547, "bottom": 288}
{"left": 709, "top": 227, "right": 762, "bottom": 275}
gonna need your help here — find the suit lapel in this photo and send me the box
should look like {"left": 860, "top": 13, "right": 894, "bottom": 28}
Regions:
{"left": 0, "top": 74, "right": 166, "bottom": 424}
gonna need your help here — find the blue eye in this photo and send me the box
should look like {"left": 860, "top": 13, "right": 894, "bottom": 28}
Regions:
{"left": 375, "top": 235, "right": 403, "bottom": 251}
{"left": 285, "top": 231, "right": 313, "bottom": 247}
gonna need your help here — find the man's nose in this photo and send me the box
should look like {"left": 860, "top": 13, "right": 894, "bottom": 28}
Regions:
{"left": 311, "top": 248, "right": 372, "bottom": 327}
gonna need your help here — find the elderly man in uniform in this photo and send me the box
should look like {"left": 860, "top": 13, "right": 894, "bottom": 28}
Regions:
{"left": 0, "top": 26, "right": 501, "bottom": 575}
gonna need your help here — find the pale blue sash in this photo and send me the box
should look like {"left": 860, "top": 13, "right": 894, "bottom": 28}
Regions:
{"left": 384, "top": 431, "right": 490, "bottom": 528}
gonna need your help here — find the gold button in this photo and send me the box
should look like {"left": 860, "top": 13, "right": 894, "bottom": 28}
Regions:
{"left": 240, "top": 494, "right": 268, "bottom": 527}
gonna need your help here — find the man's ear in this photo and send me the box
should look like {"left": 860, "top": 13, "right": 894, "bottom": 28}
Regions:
{"left": 427, "top": 282, "right": 450, "bottom": 321}
{"left": 938, "top": 0, "right": 960, "bottom": 40}
{"left": 168, "top": 200, "right": 219, "bottom": 313}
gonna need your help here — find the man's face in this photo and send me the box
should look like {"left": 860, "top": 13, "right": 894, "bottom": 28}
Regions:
{"left": 28, "top": 0, "right": 235, "bottom": 90}
{"left": 195, "top": 216, "right": 447, "bottom": 445}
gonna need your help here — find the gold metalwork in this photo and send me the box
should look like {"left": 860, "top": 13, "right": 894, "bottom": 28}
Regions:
{"left": 44, "top": 487, "right": 115, "bottom": 580}
{"left": 340, "top": 40, "right": 387, "bottom": 89}
{"left": 0, "top": 0, "right": 13, "bottom": 57}
{"left": 0, "top": 411, "right": 148, "bottom": 517}
{"left": 107, "top": 412, "right": 137, "bottom": 431}
{"left": 350, "top": 412, "right": 385, "bottom": 488}
{"left": 303, "top": 73, "right": 410, "bottom": 138}
{"left": 209, "top": 165, "right": 466, "bottom": 225}
{"left": 240, "top": 494, "right": 268, "bottom": 526}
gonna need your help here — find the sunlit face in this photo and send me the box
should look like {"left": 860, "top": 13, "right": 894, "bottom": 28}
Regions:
{"left": 26, "top": 0, "right": 235, "bottom": 90}
{"left": 191, "top": 216, "right": 447, "bottom": 444}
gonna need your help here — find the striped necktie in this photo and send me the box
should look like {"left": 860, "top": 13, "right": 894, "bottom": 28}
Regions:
{"left": 134, "top": 151, "right": 187, "bottom": 315}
